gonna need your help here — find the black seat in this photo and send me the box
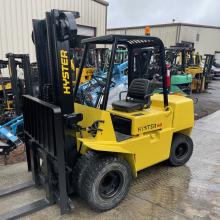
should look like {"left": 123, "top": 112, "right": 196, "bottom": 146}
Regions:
{"left": 112, "top": 78, "right": 153, "bottom": 112}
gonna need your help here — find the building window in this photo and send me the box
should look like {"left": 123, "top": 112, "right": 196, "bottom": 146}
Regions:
{"left": 196, "top": 33, "right": 200, "bottom": 42}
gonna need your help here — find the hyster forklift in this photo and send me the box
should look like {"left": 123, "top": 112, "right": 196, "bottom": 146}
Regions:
{"left": 0, "top": 9, "right": 194, "bottom": 219}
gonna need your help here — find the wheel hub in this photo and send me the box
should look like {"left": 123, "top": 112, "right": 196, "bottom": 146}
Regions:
{"left": 175, "top": 143, "right": 188, "bottom": 159}
{"left": 99, "top": 170, "right": 123, "bottom": 199}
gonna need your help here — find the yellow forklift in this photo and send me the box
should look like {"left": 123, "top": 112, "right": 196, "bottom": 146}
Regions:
{"left": 0, "top": 10, "right": 194, "bottom": 219}
{"left": 185, "top": 50, "right": 214, "bottom": 92}
{"left": 72, "top": 48, "right": 95, "bottom": 84}
{"left": 184, "top": 49, "right": 204, "bottom": 92}
{"left": 72, "top": 36, "right": 194, "bottom": 211}
{"left": 0, "top": 60, "right": 13, "bottom": 113}
{"left": 0, "top": 54, "right": 35, "bottom": 115}
{"left": 170, "top": 43, "right": 203, "bottom": 93}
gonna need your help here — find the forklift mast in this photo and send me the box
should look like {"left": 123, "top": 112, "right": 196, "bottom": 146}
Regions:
{"left": 0, "top": 10, "right": 82, "bottom": 218}
{"left": 181, "top": 48, "right": 187, "bottom": 72}
{"left": 0, "top": 10, "right": 81, "bottom": 219}
{"left": 32, "top": 9, "right": 79, "bottom": 114}
{"left": 6, "top": 53, "right": 32, "bottom": 115}
{"left": 203, "top": 54, "right": 214, "bottom": 77}
{"left": 168, "top": 46, "right": 187, "bottom": 73}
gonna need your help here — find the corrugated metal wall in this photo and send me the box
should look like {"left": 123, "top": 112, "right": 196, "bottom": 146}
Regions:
{"left": 107, "top": 26, "right": 177, "bottom": 47}
{"left": 151, "top": 26, "right": 177, "bottom": 47}
{"left": 0, "top": 0, "right": 107, "bottom": 61}
{"left": 107, "top": 24, "right": 220, "bottom": 56}
{"left": 107, "top": 29, "right": 126, "bottom": 35}
{"left": 125, "top": 28, "right": 144, "bottom": 36}
{"left": 180, "top": 26, "right": 220, "bottom": 55}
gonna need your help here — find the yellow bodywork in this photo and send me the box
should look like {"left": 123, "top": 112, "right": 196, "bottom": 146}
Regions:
{"left": 76, "top": 67, "right": 94, "bottom": 83}
{"left": 0, "top": 82, "right": 12, "bottom": 91}
{"left": 186, "top": 66, "right": 205, "bottom": 92}
{"left": 0, "top": 81, "right": 13, "bottom": 110}
{"left": 185, "top": 66, "right": 203, "bottom": 77}
{"left": 74, "top": 94, "right": 194, "bottom": 176}
{"left": 71, "top": 59, "right": 94, "bottom": 84}
{"left": 5, "top": 100, "right": 14, "bottom": 110}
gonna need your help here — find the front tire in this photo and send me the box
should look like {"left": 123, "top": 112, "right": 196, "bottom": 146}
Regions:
{"left": 78, "top": 154, "right": 132, "bottom": 211}
{"left": 169, "top": 133, "right": 193, "bottom": 166}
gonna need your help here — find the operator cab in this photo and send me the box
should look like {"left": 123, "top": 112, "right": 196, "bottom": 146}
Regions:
{"left": 74, "top": 35, "right": 168, "bottom": 109}
{"left": 73, "top": 35, "right": 168, "bottom": 141}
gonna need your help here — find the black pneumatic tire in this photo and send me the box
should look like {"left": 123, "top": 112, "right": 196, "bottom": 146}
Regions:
{"left": 78, "top": 154, "right": 132, "bottom": 211}
{"left": 169, "top": 133, "right": 193, "bottom": 166}
{"left": 72, "top": 151, "right": 98, "bottom": 195}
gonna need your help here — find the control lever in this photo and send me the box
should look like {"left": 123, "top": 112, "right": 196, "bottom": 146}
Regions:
{"left": 87, "top": 120, "right": 104, "bottom": 137}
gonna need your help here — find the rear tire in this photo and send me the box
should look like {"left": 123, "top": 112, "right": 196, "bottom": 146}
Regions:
{"left": 169, "top": 133, "right": 193, "bottom": 166}
{"left": 76, "top": 153, "right": 132, "bottom": 211}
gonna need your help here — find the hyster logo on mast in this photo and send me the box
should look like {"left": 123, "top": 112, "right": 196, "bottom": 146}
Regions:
{"left": 60, "top": 50, "right": 71, "bottom": 94}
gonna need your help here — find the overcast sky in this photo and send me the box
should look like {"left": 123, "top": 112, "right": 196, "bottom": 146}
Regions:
{"left": 107, "top": 0, "right": 220, "bottom": 28}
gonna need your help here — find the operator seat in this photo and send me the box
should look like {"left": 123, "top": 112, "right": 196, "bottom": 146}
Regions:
{"left": 112, "top": 78, "right": 153, "bottom": 112}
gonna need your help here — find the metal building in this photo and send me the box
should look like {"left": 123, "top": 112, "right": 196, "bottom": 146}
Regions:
{"left": 107, "top": 23, "right": 220, "bottom": 55}
{"left": 0, "top": 0, "right": 108, "bottom": 61}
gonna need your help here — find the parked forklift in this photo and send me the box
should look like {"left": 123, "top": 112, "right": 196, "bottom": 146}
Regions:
{"left": 186, "top": 52, "right": 214, "bottom": 93}
{"left": 0, "top": 53, "right": 36, "bottom": 160}
{"left": 73, "top": 48, "right": 95, "bottom": 83}
{"left": 184, "top": 49, "right": 204, "bottom": 92}
{"left": 165, "top": 47, "right": 192, "bottom": 96}
{"left": 0, "top": 9, "right": 194, "bottom": 219}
